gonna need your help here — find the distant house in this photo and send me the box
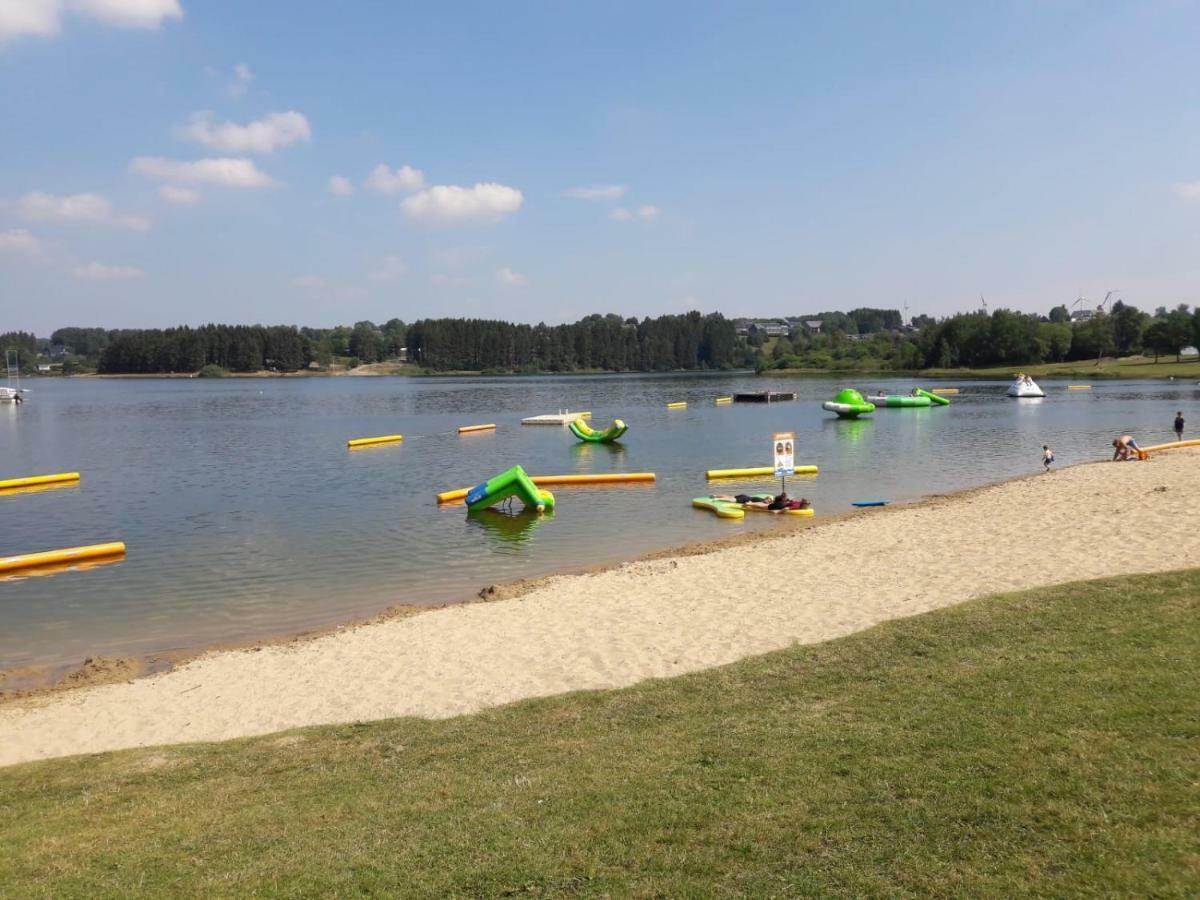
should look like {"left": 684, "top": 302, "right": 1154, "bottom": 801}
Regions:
{"left": 1070, "top": 309, "right": 1095, "bottom": 323}
{"left": 37, "top": 363, "right": 51, "bottom": 372}
{"left": 1180, "top": 346, "right": 1199, "bottom": 359}
{"left": 734, "top": 318, "right": 752, "bottom": 336}
{"left": 755, "top": 321, "right": 790, "bottom": 338}
{"left": 802, "top": 319, "right": 823, "bottom": 335}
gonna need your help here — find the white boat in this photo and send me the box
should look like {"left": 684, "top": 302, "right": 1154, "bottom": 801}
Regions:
{"left": 1006, "top": 374, "right": 1045, "bottom": 398}
{"left": 1, "top": 350, "right": 29, "bottom": 403}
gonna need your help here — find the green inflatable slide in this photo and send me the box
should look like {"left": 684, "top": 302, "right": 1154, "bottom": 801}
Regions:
{"left": 568, "top": 417, "right": 627, "bottom": 443}
{"left": 465, "top": 465, "right": 555, "bottom": 513}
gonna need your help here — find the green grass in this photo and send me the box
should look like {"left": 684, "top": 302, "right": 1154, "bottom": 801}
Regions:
{"left": 2, "top": 571, "right": 1198, "bottom": 897}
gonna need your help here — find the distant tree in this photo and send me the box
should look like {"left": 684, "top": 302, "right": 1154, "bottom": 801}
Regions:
{"left": 349, "top": 323, "right": 385, "bottom": 364}
{"left": 1048, "top": 305, "right": 1070, "bottom": 324}
{"left": 1143, "top": 320, "right": 1173, "bottom": 362}
{"left": 1111, "top": 303, "right": 1148, "bottom": 355}
{"left": 1165, "top": 308, "right": 1194, "bottom": 360}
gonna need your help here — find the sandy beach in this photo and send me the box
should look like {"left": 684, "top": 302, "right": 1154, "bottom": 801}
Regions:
{"left": 2, "top": 452, "right": 1197, "bottom": 767}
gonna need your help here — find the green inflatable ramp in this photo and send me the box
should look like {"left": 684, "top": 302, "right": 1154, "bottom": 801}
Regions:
{"left": 465, "top": 465, "right": 555, "bottom": 513}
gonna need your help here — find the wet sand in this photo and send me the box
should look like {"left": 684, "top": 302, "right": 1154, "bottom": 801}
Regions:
{"left": 2, "top": 452, "right": 1197, "bottom": 767}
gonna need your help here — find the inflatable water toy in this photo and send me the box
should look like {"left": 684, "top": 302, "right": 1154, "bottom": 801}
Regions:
{"left": 347, "top": 434, "right": 403, "bottom": 448}
{"left": 691, "top": 497, "right": 745, "bottom": 519}
{"left": 706, "top": 465, "right": 819, "bottom": 479}
{"left": 822, "top": 388, "right": 875, "bottom": 419}
{"left": 931, "top": 387, "right": 959, "bottom": 395}
{"left": 852, "top": 500, "right": 888, "bottom": 507}
{"left": 569, "top": 418, "right": 627, "bottom": 443}
{"left": 914, "top": 388, "right": 949, "bottom": 406}
{"left": 458, "top": 423, "right": 496, "bottom": 434}
{"left": 0, "top": 472, "right": 80, "bottom": 492}
{"left": 522, "top": 411, "right": 591, "bottom": 425}
{"left": 465, "top": 465, "right": 554, "bottom": 513}
{"left": 0, "top": 541, "right": 126, "bottom": 574}
{"left": 1007, "top": 375, "right": 1045, "bottom": 398}
{"left": 667, "top": 401, "right": 687, "bottom": 409}
{"left": 714, "top": 396, "right": 733, "bottom": 405}
{"left": 865, "top": 394, "right": 932, "bottom": 408}
{"left": 438, "top": 472, "right": 654, "bottom": 504}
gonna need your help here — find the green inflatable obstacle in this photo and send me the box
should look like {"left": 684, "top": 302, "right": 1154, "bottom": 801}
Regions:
{"left": 569, "top": 417, "right": 628, "bottom": 443}
{"left": 915, "top": 387, "right": 950, "bottom": 406}
{"left": 866, "top": 392, "right": 932, "bottom": 408}
{"left": 465, "top": 465, "right": 555, "bottom": 513}
{"left": 822, "top": 388, "right": 875, "bottom": 418}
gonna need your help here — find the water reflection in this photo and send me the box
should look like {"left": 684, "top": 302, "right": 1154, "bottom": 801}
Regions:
{"left": 466, "top": 509, "right": 552, "bottom": 548}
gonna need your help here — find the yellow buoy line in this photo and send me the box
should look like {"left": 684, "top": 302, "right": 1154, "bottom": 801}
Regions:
{"left": 931, "top": 388, "right": 959, "bottom": 395}
{"left": 1138, "top": 438, "right": 1200, "bottom": 456}
{"left": 437, "top": 472, "right": 657, "bottom": 504}
{"left": 0, "top": 471, "right": 80, "bottom": 492}
{"left": 347, "top": 434, "right": 404, "bottom": 448}
{"left": 1067, "top": 385, "right": 1092, "bottom": 390}
{"left": 458, "top": 423, "right": 497, "bottom": 434}
{"left": 706, "top": 465, "right": 819, "bottom": 479}
{"left": 714, "top": 396, "right": 733, "bottom": 405}
{"left": 667, "top": 401, "right": 687, "bottom": 409}
{"left": 0, "top": 541, "right": 126, "bottom": 574}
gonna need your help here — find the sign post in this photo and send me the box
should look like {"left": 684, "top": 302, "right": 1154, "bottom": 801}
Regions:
{"left": 773, "top": 431, "right": 795, "bottom": 497}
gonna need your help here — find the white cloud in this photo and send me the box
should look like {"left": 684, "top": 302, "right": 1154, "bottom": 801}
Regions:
{"left": 564, "top": 184, "right": 626, "bottom": 200}
{"left": 292, "top": 274, "right": 325, "bottom": 289}
{"left": 370, "top": 255, "right": 407, "bottom": 282}
{"left": 1, "top": 0, "right": 182, "bottom": 39}
{"left": 130, "top": 156, "right": 277, "bottom": 188}
{"left": 229, "top": 61, "right": 252, "bottom": 94}
{"left": 495, "top": 266, "right": 528, "bottom": 287}
{"left": 74, "top": 261, "right": 145, "bottom": 280}
{"left": 1175, "top": 181, "right": 1200, "bottom": 200}
{"left": 365, "top": 163, "right": 424, "bottom": 194}
{"left": 328, "top": 175, "right": 353, "bottom": 196}
{"left": 402, "top": 182, "right": 523, "bottom": 225}
{"left": 0, "top": 228, "right": 42, "bottom": 254}
{"left": 611, "top": 204, "right": 661, "bottom": 222}
{"left": 179, "top": 110, "right": 311, "bottom": 154}
{"left": 19, "top": 191, "right": 149, "bottom": 229}
{"left": 158, "top": 184, "right": 199, "bottom": 205}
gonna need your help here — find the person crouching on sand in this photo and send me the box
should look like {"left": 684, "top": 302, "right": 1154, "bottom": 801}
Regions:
{"left": 1112, "top": 435, "right": 1141, "bottom": 461}
{"left": 1043, "top": 445, "right": 1054, "bottom": 472}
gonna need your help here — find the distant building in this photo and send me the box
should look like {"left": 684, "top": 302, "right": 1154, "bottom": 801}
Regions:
{"left": 734, "top": 318, "right": 752, "bottom": 336}
{"left": 802, "top": 319, "right": 823, "bottom": 335}
{"left": 37, "top": 363, "right": 51, "bottom": 373}
{"left": 1070, "top": 309, "right": 1095, "bottom": 323}
{"left": 1180, "top": 345, "right": 1199, "bottom": 359}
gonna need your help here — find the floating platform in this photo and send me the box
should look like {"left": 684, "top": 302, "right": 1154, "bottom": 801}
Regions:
{"left": 521, "top": 411, "right": 592, "bottom": 425}
{"left": 733, "top": 392, "right": 796, "bottom": 403}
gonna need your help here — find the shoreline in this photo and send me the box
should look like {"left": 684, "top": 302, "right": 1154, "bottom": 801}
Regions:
{"left": 3, "top": 451, "right": 1197, "bottom": 766}
{"left": 0, "top": 462, "right": 1061, "bottom": 700}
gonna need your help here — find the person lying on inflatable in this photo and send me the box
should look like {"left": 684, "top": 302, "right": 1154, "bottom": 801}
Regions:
{"left": 711, "top": 493, "right": 811, "bottom": 512}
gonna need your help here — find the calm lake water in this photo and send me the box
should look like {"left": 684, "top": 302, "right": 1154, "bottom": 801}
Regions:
{"left": 1, "top": 373, "right": 1195, "bottom": 680}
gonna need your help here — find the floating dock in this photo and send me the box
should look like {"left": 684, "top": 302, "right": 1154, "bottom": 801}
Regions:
{"left": 521, "top": 411, "right": 592, "bottom": 425}
{"left": 733, "top": 392, "right": 796, "bottom": 403}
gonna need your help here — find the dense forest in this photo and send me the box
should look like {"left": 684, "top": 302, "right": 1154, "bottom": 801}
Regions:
{"left": 5, "top": 300, "right": 1200, "bottom": 376}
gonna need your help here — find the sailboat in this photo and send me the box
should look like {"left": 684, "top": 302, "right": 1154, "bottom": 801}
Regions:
{"left": 1, "top": 350, "right": 29, "bottom": 403}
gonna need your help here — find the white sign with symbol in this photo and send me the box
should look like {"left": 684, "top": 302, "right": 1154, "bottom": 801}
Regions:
{"left": 773, "top": 431, "right": 795, "bottom": 477}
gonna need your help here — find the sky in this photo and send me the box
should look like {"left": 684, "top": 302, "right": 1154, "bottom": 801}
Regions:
{"left": 2, "top": 0, "right": 1200, "bottom": 335}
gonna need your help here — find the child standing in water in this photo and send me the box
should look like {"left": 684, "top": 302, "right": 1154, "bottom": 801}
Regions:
{"left": 1042, "top": 444, "right": 1054, "bottom": 472}
{"left": 1174, "top": 411, "right": 1184, "bottom": 441}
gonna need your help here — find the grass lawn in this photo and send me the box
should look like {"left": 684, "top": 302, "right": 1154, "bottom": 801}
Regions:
{"left": 1, "top": 571, "right": 1197, "bottom": 897}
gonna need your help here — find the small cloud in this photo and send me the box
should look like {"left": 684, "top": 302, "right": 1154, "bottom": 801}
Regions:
{"left": 19, "top": 191, "right": 149, "bottom": 229}
{"left": 365, "top": 163, "right": 425, "bottom": 195}
{"left": 611, "top": 204, "right": 660, "bottom": 222}
{"left": 328, "top": 175, "right": 354, "bottom": 196}
{"left": 0, "top": 228, "right": 42, "bottom": 255}
{"left": 74, "top": 262, "right": 145, "bottom": 280}
{"left": 179, "top": 110, "right": 311, "bottom": 154}
{"left": 292, "top": 274, "right": 325, "bottom": 289}
{"left": 402, "top": 182, "right": 523, "bottom": 225}
{"left": 1174, "top": 181, "right": 1200, "bottom": 200}
{"left": 564, "top": 184, "right": 626, "bottom": 201}
{"left": 495, "top": 266, "right": 528, "bottom": 287}
{"left": 228, "top": 62, "right": 253, "bottom": 96}
{"left": 370, "top": 255, "right": 408, "bottom": 282}
{"left": 130, "top": 156, "right": 278, "bottom": 188}
{"left": 159, "top": 185, "right": 200, "bottom": 205}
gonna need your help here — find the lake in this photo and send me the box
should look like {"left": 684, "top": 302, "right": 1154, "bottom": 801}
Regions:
{"left": 1, "top": 373, "right": 1194, "bottom": 682}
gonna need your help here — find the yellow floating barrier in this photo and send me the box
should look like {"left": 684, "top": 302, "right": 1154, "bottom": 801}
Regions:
{"left": 1067, "top": 384, "right": 1092, "bottom": 390}
{"left": 347, "top": 434, "right": 403, "bottom": 448}
{"left": 931, "top": 388, "right": 959, "bottom": 395}
{"left": 437, "top": 472, "right": 656, "bottom": 504}
{"left": 1137, "top": 438, "right": 1200, "bottom": 458}
{"left": 667, "top": 401, "right": 687, "bottom": 409}
{"left": 706, "top": 465, "right": 819, "bottom": 479}
{"left": 0, "top": 471, "right": 80, "bottom": 492}
{"left": 458, "top": 423, "right": 496, "bottom": 434}
{"left": 714, "top": 396, "right": 733, "bottom": 405}
{"left": 0, "top": 541, "right": 126, "bottom": 574}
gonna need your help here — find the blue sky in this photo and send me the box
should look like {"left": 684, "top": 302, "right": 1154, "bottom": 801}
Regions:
{"left": 3, "top": 1, "right": 1200, "bottom": 335}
